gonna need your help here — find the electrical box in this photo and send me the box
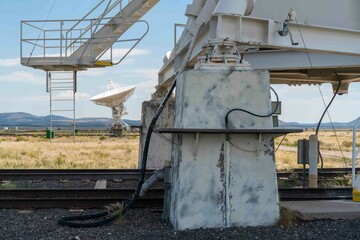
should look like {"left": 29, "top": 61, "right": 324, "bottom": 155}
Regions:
{"left": 297, "top": 139, "right": 309, "bottom": 164}
{"left": 297, "top": 139, "right": 319, "bottom": 164}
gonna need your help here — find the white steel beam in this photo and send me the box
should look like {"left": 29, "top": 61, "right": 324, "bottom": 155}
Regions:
{"left": 238, "top": 17, "right": 360, "bottom": 56}
{"left": 159, "top": 16, "right": 360, "bottom": 86}
{"left": 243, "top": 51, "right": 360, "bottom": 71}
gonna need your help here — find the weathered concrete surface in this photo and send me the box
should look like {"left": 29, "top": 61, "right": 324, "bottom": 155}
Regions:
{"left": 138, "top": 95, "right": 175, "bottom": 169}
{"left": 281, "top": 200, "right": 360, "bottom": 220}
{"left": 170, "top": 65, "right": 279, "bottom": 230}
{"left": 175, "top": 65, "right": 272, "bottom": 129}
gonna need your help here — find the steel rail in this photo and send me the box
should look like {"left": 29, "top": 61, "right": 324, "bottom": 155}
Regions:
{"left": 0, "top": 169, "right": 154, "bottom": 181}
{"left": 277, "top": 168, "right": 359, "bottom": 178}
{"left": 0, "top": 188, "right": 163, "bottom": 209}
{"left": 1, "top": 168, "right": 356, "bottom": 181}
{"left": 0, "top": 187, "right": 352, "bottom": 209}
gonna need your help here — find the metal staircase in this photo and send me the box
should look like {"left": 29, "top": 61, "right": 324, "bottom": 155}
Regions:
{"left": 47, "top": 71, "right": 77, "bottom": 142}
{"left": 20, "top": 0, "right": 159, "bottom": 71}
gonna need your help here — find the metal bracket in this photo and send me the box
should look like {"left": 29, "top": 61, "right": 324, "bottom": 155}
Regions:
{"left": 278, "top": 22, "right": 299, "bottom": 46}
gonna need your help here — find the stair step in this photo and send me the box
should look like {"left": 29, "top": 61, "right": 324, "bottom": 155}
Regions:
{"left": 112, "top": 28, "right": 123, "bottom": 34}
{"left": 93, "top": 37, "right": 114, "bottom": 50}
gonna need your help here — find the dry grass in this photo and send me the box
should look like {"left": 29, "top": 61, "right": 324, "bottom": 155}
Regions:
{"left": 0, "top": 130, "right": 356, "bottom": 170}
{"left": 0, "top": 133, "right": 139, "bottom": 169}
{"left": 275, "top": 130, "right": 355, "bottom": 170}
{"left": 275, "top": 130, "right": 358, "bottom": 151}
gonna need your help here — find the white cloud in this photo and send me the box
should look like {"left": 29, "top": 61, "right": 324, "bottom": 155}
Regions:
{"left": 79, "top": 68, "right": 107, "bottom": 77}
{"left": 0, "top": 71, "right": 44, "bottom": 85}
{"left": 136, "top": 79, "right": 157, "bottom": 93}
{"left": 113, "top": 68, "right": 158, "bottom": 80}
{"left": 0, "top": 58, "right": 20, "bottom": 67}
{"left": 98, "top": 48, "right": 152, "bottom": 63}
{"left": 0, "top": 94, "right": 48, "bottom": 103}
{"left": 53, "top": 90, "right": 90, "bottom": 100}
{"left": 112, "top": 48, "right": 151, "bottom": 58}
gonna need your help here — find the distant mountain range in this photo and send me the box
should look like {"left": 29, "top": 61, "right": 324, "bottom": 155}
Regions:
{"left": 278, "top": 118, "right": 360, "bottom": 129}
{"left": 0, "top": 112, "right": 141, "bottom": 130}
{"left": 0, "top": 112, "right": 359, "bottom": 130}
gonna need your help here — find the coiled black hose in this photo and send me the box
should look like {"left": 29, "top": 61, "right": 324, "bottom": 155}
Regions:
{"left": 58, "top": 80, "right": 177, "bottom": 228}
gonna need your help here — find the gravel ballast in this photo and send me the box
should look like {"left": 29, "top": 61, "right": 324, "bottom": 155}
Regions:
{"left": 1, "top": 208, "right": 360, "bottom": 240}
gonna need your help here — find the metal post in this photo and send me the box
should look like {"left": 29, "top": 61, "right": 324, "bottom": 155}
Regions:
{"left": 20, "top": 22, "right": 23, "bottom": 59}
{"left": 73, "top": 71, "right": 77, "bottom": 143}
{"left": 43, "top": 31, "right": 46, "bottom": 59}
{"left": 353, "top": 124, "right": 356, "bottom": 186}
{"left": 352, "top": 118, "right": 360, "bottom": 186}
{"left": 303, "top": 161, "right": 306, "bottom": 188}
{"left": 60, "top": 20, "right": 63, "bottom": 60}
{"left": 49, "top": 72, "right": 52, "bottom": 143}
{"left": 309, "top": 135, "right": 318, "bottom": 188}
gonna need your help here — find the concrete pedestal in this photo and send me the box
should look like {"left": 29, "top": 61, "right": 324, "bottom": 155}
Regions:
{"left": 169, "top": 64, "right": 279, "bottom": 230}
{"left": 138, "top": 96, "right": 175, "bottom": 169}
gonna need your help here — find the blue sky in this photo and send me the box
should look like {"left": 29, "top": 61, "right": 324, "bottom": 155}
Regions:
{"left": 0, "top": 0, "right": 359, "bottom": 123}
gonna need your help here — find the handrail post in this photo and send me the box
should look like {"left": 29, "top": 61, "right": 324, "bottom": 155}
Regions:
{"left": 43, "top": 30, "right": 46, "bottom": 60}
{"left": 20, "top": 22, "right": 23, "bottom": 60}
{"left": 60, "top": 20, "right": 63, "bottom": 60}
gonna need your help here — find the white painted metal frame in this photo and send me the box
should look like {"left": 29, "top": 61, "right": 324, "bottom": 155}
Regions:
{"left": 20, "top": 0, "right": 157, "bottom": 71}
{"left": 21, "top": 18, "right": 149, "bottom": 70}
{"left": 159, "top": 14, "right": 360, "bottom": 86}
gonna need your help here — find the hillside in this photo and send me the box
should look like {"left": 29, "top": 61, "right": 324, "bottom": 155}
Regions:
{"left": 0, "top": 112, "right": 141, "bottom": 129}
{"left": 0, "top": 112, "right": 358, "bottom": 130}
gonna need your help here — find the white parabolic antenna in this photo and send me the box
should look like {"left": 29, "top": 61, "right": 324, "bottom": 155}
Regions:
{"left": 90, "top": 80, "right": 136, "bottom": 135}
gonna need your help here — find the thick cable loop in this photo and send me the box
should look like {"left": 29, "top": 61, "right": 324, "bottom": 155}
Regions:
{"left": 315, "top": 74, "right": 342, "bottom": 168}
{"left": 58, "top": 21, "right": 204, "bottom": 228}
{"left": 225, "top": 86, "right": 280, "bottom": 129}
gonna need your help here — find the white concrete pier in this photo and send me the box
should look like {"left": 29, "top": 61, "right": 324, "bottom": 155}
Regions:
{"left": 169, "top": 64, "right": 279, "bottom": 230}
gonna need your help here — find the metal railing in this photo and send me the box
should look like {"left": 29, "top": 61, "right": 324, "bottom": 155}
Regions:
{"left": 20, "top": 0, "right": 141, "bottom": 64}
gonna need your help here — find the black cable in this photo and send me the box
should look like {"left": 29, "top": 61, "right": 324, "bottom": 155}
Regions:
{"left": 275, "top": 134, "right": 287, "bottom": 153}
{"left": 315, "top": 79, "right": 342, "bottom": 135}
{"left": 58, "top": 211, "right": 118, "bottom": 228}
{"left": 122, "top": 79, "right": 177, "bottom": 214}
{"left": 58, "top": 80, "right": 177, "bottom": 228}
{"left": 315, "top": 73, "right": 342, "bottom": 168}
{"left": 58, "top": 19, "right": 202, "bottom": 228}
{"left": 225, "top": 86, "right": 279, "bottom": 129}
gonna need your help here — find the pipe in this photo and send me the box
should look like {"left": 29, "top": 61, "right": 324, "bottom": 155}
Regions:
{"left": 139, "top": 168, "right": 164, "bottom": 197}
{"left": 185, "top": 0, "right": 205, "bottom": 19}
{"left": 245, "top": 0, "right": 257, "bottom": 15}
{"left": 213, "top": 0, "right": 254, "bottom": 16}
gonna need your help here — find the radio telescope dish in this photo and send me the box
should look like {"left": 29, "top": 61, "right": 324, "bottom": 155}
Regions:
{"left": 90, "top": 80, "right": 135, "bottom": 137}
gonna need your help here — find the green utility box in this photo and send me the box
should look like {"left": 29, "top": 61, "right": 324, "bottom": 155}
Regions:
{"left": 46, "top": 129, "right": 55, "bottom": 139}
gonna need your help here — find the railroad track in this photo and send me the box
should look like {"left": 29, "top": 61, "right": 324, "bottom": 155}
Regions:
{"left": 0, "top": 187, "right": 352, "bottom": 209}
{"left": 0, "top": 169, "right": 355, "bottom": 209}
{"left": 0, "top": 169, "right": 154, "bottom": 181}
{"left": 278, "top": 168, "right": 359, "bottom": 178}
{"left": 0, "top": 188, "right": 163, "bottom": 209}
{"left": 1, "top": 168, "right": 357, "bottom": 181}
